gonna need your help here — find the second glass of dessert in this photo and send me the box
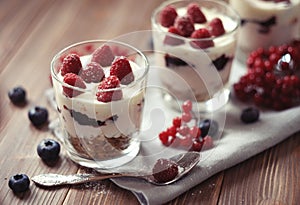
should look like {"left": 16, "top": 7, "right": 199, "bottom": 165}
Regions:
{"left": 50, "top": 40, "right": 149, "bottom": 169}
{"left": 151, "top": 0, "right": 240, "bottom": 112}
{"left": 229, "top": 0, "right": 300, "bottom": 60}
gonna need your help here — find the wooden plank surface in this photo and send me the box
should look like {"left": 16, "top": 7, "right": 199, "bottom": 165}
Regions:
{"left": 0, "top": 0, "right": 299, "bottom": 204}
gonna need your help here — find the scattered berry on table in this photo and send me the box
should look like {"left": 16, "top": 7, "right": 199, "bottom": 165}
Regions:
{"left": 187, "top": 3, "right": 207, "bottom": 23}
{"left": 110, "top": 57, "right": 134, "bottom": 85}
{"left": 182, "top": 100, "right": 192, "bottom": 112}
{"left": 91, "top": 44, "right": 115, "bottom": 67}
{"left": 189, "top": 126, "right": 201, "bottom": 138}
{"left": 191, "top": 139, "right": 204, "bottom": 152}
{"left": 202, "top": 135, "right": 214, "bottom": 150}
{"left": 241, "top": 107, "right": 260, "bottom": 124}
{"left": 63, "top": 73, "right": 86, "bottom": 98}
{"left": 172, "top": 116, "right": 182, "bottom": 128}
{"left": 198, "top": 119, "right": 219, "bottom": 138}
{"left": 158, "top": 100, "right": 215, "bottom": 152}
{"left": 28, "top": 106, "right": 48, "bottom": 127}
{"left": 80, "top": 62, "right": 104, "bottom": 83}
{"left": 37, "top": 139, "right": 61, "bottom": 162}
{"left": 60, "top": 53, "right": 82, "bottom": 76}
{"left": 159, "top": 5, "right": 178, "bottom": 27}
{"left": 8, "top": 174, "right": 30, "bottom": 193}
{"left": 8, "top": 86, "right": 27, "bottom": 104}
{"left": 181, "top": 111, "right": 192, "bottom": 123}
{"left": 96, "top": 75, "right": 123, "bottom": 102}
{"left": 152, "top": 158, "right": 179, "bottom": 183}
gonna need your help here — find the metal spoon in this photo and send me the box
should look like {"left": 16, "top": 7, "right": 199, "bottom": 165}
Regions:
{"left": 31, "top": 151, "right": 200, "bottom": 186}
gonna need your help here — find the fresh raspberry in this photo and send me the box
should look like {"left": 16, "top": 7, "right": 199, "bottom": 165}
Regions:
{"left": 152, "top": 158, "right": 179, "bottom": 183}
{"left": 208, "top": 18, "right": 225, "bottom": 36}
{"left": 163, "top": 26, "right": 184, "bottom": 46}
{"left": 79, "top": 62, "right": 104, "bottom": 83}
{"left": 159, "top": 5, "right": 178, "bottom": 27}
{"left": 190, "top": 28, "right": 214, "bottom": 49}
{"left": 60, "top": 54, "right": 82, "bottom": 76}
{"left": 63, "top": 73, "right": 86, "bottom": 98}
{"left": 174, "top": 16, "right": 195, "bottom": 37}
{"left": 96, "top": 75, "right": 123, "bottom": 102}
{"left": 187, "top": 3, "right": 207, "bottom": 23}
{"left": 91, "top": 45, "right": 115, "bottom": 67}
{"left": 110, "top": 57, "right": 134, "bottom": 85}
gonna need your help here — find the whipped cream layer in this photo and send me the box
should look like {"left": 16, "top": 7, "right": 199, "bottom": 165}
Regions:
{"left": 230, "top": 0, "right": 300, "bottom": 55}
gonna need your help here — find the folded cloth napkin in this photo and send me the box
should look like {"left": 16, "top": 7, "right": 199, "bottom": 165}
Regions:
{"left": 46, "top": 49, "right": 300, "bottom": 205}
{"left": 108, "top": 59, "right": 300, "bottom": 205}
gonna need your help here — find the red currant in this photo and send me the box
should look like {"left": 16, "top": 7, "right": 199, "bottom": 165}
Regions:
{"left": 182, "top": 100, "right": 192, "bottom": 112}
{"left": 182, "top": 112, "right": 192, "bottom": 123}
{"left": 234, "top": 41, "right": 300, "bottom": 110}
{"left": 178, "top": 125, "right": 190, "bottom": 136}
{"left": 191, "top": 139, "right": 203, "bottom": 152}
{"left": 189, "top": 126, "right": 201, "bottom": 138}
{"left": 172, "top": 116, "right": 181, "bottom": 128}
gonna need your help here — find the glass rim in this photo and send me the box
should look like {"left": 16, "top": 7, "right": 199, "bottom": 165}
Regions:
{"left": 50, "top": 39, "right": 150, "bottom": 93}
{"left": 151, "top": 0, "right": 241, "bottom": 42}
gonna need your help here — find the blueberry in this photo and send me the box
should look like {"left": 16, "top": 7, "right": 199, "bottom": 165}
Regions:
{"left": 198, "top": 119, "right": 219, "bottom": 138}
{"left": 28, "top": 106, "right": 48, "bottom": 127}
{"left": 8, "top": 86, "right": 26, "bottom": 104}
{"left": 241, "top": 107, "right": 260, "bottom": 123}
{"left": 37, "top": 139, "right": 60, "bottom": 161}
{"left": 8, "top": 174, "right": 30, "bottom": 193}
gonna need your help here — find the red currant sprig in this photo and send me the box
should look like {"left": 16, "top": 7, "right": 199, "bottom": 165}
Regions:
{"left": 234, "top": 41, "right": 300, "bottom": 110}
{"left": 158, "top": 100, "right": 214, "bottom": 152}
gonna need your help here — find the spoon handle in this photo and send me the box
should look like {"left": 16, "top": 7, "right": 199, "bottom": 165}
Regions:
{"left": 31, "top": 173, "right": 122, "bottom": 187}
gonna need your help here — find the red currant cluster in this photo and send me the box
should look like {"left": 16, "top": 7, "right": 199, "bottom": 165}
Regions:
{"left": 234, "top": 41, "right": 300, "bottom": 110}
{"left": 158, "top": 100, "right": 213, "bottom": 152}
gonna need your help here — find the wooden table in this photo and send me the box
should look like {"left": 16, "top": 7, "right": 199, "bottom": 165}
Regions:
{"left": 1, "top": 0, "right": 299, "bottom": 204}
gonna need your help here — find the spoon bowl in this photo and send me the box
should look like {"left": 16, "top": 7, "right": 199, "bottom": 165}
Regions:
{"left": 32, "top": 151, "right": 200, "bottom": 186}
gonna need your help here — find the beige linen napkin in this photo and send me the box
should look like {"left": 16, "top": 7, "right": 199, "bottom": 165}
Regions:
{"left": 109, "top": 59, "right": 300, "bottom": 205}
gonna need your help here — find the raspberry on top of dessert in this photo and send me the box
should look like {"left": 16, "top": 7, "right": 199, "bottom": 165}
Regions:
{"left": 157, "top": 1, "right": 236, "bottom": 49}
{"left": 58, "top": 44, "right": 136, "bottom": 102}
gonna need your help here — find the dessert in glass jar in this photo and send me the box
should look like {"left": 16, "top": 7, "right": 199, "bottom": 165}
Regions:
{"left": 50, "top": 40, "right": 149, "bottom": 169}
{"left": 151, "top": 0, "right": 240, "bottom": 112}
{"left": 229, "top": 0, "right": 300, "bottom": 60}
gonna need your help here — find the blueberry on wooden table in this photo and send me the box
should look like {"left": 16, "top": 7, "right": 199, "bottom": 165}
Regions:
{"left": 37, "top": 139, "right": 60, "bottom": 162}
{"left": 28, "top": 106, "right": 48, "bottom": 127}
{"left": 8, "top": 86, "right": 27, "bottom": 104}
{"left": 8, "top": 174, "right": 30, "bottom": 193}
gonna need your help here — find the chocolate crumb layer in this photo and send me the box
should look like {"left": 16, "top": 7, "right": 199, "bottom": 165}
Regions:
{"left": 66, "top": 132, "right": 131, "bottom": 160}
